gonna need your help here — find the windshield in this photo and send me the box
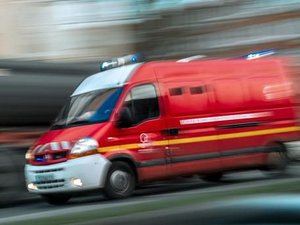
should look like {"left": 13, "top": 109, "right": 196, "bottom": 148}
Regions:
{"left": 52, "top": 87, "right": 122, "bottom": 129}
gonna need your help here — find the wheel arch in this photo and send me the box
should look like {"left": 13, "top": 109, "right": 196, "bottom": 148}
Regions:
{"left": 265, "top": 140, "right": 288, "bottom": 153}
{"left": 263, "top": 139, "right": 289, "bottom": 172}
{"left": 107, "top": 154, "right": 138, "bottom": 182}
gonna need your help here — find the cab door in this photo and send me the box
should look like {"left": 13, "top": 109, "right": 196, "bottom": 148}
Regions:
{"left": 115, "top": 83, "right": 169, "bottom": 182}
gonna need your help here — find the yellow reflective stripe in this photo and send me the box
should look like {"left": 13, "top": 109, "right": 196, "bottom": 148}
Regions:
{"left": 99, "top": 143, "right": 138, "bottom": 153}
{"left": 153, "top": 140, "right": 169, "bottom": 146}
{"left": 169, "top": 126, "right": 300, "bottom": 145}
{"left": 218, "top": 126, "right": 300, "bottom": 140}
{"left": 98, "top": 126, "right": 300, "bottom": 153}
{"left": 168, "top": 135, "right": 218, "bottom": 145}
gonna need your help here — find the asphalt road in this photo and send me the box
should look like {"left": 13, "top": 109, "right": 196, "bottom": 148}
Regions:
{"left": 1, "top": 164, "right": 300, "bottom": 223}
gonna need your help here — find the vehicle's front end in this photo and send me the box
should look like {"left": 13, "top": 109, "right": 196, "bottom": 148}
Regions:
{"left": 25, "top": 126, "right": 111, "bottom": 195}
{"left": 24, "top": 59, "right": 141, "bottom": 204}
{"left": 24, "top": 84, "right": 122, "bottom": 200}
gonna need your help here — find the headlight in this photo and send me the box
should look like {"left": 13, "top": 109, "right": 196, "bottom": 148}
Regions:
{"left": 25, "top": 152, "right": 32, "bottom": 160}
{"left": 25, "top": 151, "right": 33, "bottom": 163}
{"left": 25, "top": 146, "right": 35, "bottom": 163}
{"left": 70, "top": 138, "right": 99, "bottom": 158}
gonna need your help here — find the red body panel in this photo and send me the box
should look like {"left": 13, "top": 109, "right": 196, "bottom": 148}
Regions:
{"left": 28, "top": 58, "right": 300, "bottom": 183}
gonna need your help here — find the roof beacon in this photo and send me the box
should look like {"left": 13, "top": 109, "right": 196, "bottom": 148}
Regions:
{"left": 100, "top": 54, "right": 142, "bottom": 72}
{"left": 245, "top": 49, "right": 276, "bottom": 60}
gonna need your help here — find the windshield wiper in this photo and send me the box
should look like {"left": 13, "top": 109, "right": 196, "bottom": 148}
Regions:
{"left": 51, "top": 120, "right": 67, "bottom": 129}
{"left": 67, "top": 118, "right": 92, "bottom": 126}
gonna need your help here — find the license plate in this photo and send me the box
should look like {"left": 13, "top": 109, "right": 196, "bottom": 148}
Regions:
{"left": 35, "top": 174, "right": 54, "bottom": 182}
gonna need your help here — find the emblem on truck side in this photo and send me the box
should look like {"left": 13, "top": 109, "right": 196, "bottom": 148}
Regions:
{"left": 139, "top": 133, "right": 153, "bottom": 149}
{"left": 140, "top": 133, "right": 150, "bottom": 144}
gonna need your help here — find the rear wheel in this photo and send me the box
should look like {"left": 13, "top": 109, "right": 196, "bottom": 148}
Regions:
{"left": 263, "top": 144, "right": 288, "bottom": 176}
{"left": 103, "top": 162, "right": 136, "bottom": 199}
{"left": 42, "top": 194, "right": 71, "bottom": 205}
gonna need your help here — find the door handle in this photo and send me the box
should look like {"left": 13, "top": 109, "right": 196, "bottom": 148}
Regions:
{"left": 162, "top": 128, "right": 179, "bottom": 136}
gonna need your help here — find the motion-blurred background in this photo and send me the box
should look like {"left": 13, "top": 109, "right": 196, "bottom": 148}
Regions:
{"left": 0, "top": 0, "right": 300, "bottom": 205}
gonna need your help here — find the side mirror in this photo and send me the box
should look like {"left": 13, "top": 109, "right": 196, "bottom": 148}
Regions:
{"left": 116, "top": 107, "right": 133, "bottom": 128}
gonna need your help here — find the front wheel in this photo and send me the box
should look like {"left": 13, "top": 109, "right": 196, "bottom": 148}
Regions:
{"left": 42, "top": 194, "right": 71, "bottom": 205}
{"left": 103, "top": 162, "right": 136, "bottom": 199}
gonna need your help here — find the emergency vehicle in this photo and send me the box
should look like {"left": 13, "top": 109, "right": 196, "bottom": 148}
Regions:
{"left": 25, "top": 53, "right": 300, "bottom": 204}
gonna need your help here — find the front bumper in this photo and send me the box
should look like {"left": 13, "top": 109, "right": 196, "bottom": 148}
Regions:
{"left": 25, "top": 154, "right": 111, "bottom": 194}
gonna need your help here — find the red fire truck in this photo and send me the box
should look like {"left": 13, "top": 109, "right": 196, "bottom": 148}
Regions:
{"left": 25, "top": 54, "right": 300, "bottom": 204}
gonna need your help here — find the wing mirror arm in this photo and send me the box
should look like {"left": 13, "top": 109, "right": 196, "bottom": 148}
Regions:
{"left": 116, "top": 107, "right": 133, "bottom": 128}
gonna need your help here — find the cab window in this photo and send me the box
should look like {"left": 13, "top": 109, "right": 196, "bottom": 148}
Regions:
{"left": 122, "top": 84, "right": 159, "bottom": 126}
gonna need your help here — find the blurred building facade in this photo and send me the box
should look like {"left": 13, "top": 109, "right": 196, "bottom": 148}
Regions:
{"left": 0, "top": 0, "right": 299, "bottom": 62}
{"left": 0, "top": 0, "right": 145, "bottom": 61}
{"left": 143, "top": 0, "right": 300, "bottom": 59}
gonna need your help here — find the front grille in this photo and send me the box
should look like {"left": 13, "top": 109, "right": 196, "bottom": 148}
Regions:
{"left": 53, "top": 152, "right": 67, "bottom": 160}
{"left": 31, "top": 142, "right": 72, "bottom": 165}
{"left": 34, "top": 151, "right": 68, "bottom": 162}
{"left": 38, "top": 184, "right": 65, "bottom": 190}
{"left": 34, "top": 179, "right": 65, "bottom": 185}
{"left": 32, "top": 168, "right": 64, "bottom": 174}
{"left": 34, "top": 179, "right": 65, "bottom": 189}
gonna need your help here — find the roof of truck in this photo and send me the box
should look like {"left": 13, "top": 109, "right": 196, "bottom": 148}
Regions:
{"left": 72, "top": 58, "right": 288, "bottom": 96}
{"left": 130, "top": 58, "right": 286, "bottom": 83}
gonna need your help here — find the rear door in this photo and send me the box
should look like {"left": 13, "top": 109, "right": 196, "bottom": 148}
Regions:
{"left": 116, "top": 83, "right": 168, "bottom": 182}
{"left": 212, "top": 78, "right": 269, "bottom": 170}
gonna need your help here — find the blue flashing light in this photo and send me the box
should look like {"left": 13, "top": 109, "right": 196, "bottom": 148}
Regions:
{"left": 35, "top": 156, "right": 45, "bottom": 162}
{"left": 244, "top": 49, "right": 276, "bottom": 60}
{"left": 131, "top": 56, "right": 137, "bottom": 63}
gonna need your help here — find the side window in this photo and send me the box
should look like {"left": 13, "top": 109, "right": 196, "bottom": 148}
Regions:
{"left": 165, "top": 81, "right": 209, "bottom": 116}
{"left": 123, "top": 84, "right": 159, "bottom": 126}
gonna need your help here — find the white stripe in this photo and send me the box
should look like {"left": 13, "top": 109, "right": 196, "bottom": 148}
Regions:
{"left": 61, "top": 141, "right": 71, "bottom": 150}
{"left": 180, "top": 112, "right": 272, "bottom": 125}
{"left": 50, "top": 142, "right": 60, "bottom": 151}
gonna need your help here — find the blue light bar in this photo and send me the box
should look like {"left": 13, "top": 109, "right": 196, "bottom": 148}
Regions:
{"left": 35, "top": 156, "right": 46, "bottom": 162}
{"left": 100, "top": 53, "right": 143, "bottom": 72}
{"left": 244, "top": 49, "right": 276, "bottom": 60}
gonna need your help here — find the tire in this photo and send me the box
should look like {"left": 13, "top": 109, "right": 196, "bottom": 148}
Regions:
{"left": 42, "top": 194, "right": 71, "bottom": 205}
{"left": 202, "top": 172, "right": 223, "bottom": 182}
{"left": 263, "top": 144, "right": 288, "bottom": 176}
{"left": 103, "top": 161, "right": 136, "bottom": 199}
